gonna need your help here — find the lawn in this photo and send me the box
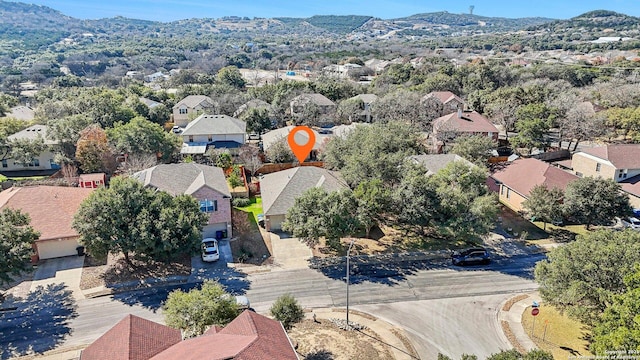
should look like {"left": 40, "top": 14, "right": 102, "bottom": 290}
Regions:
{"left": 234, "top": 196, "right": 263, "bottom": 223}
{"left": 521, "top": 305, "right": 592, "bottom": 359}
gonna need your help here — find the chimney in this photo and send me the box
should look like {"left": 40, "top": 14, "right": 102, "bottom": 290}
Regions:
{"left": 457, "top": 109, "right": 462, "bottom": 118}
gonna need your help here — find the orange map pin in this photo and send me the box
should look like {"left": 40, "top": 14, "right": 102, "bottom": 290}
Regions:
{"left": 287, "top": 126, "right": 316, "bottom": 163}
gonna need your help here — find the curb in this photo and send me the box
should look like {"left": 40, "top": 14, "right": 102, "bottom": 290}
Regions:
{"left": 82, "top": 276, "right": 190, "bottom": 299}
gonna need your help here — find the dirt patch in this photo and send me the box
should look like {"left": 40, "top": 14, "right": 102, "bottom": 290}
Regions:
{"left": 289, "top": 319, "right": 394, "bottom": 360}
{"left": 231, "top": 209, "right": 271, "bottom": 264}
{"left": 80, "top": 253, "right": 191, "bottom": 290}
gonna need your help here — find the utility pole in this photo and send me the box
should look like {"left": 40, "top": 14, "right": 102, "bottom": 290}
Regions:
{"left": 346, "top": 239, "right": 355, "bottom": 330}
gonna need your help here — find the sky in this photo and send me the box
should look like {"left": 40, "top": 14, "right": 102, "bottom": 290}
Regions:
{"left": 14, "top": 0, "right": 640, "bottom": 22}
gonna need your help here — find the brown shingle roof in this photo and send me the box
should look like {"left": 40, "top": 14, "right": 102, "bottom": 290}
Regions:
{"left": 579, "top": 144, "right": 640, "bottom": 169}
{"left": 81, "top": 315, "right": 182, "bottom": 360}
{"left": 151, "top": 311, "right": 298, "bottom": 360}
{"left": 490, "top": 158, "right": 578, "bottom": 197}
{"left": 0, "top": 186, "right": 93, "bottom": 241}
{"left": 433, "top": 111, "right": 499, "bottom": 134}
{"left": 424, "top": 91, "right": 465, "bottom": 105}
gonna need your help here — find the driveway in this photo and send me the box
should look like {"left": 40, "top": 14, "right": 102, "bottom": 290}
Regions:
{"left": 30, "top": 255, "right": 85, "bottom": 301}
{"left": 190, "top": 239, "right": 235, "bottom": 282}
{"left": 268, "top": 232, "right": 313, "bottom": 270}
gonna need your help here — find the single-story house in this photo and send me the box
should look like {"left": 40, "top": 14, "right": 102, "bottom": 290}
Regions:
{"left": 172, "top": 95, "right": 215, "bottom": 127}
{"left": 78, "top": 173, "right": 106, "bottom": 189}
{"left": 260, "top": 166, "right": 348, "bottom": 231}
{"left": 81, "top": 311, "right": 298, "bottom": 360}
{"left": 408, "top": 154, "right": 475, "bottom": 176}
{"left": 132, "top": 163, "right": 232, "bottom": 239}
{"left": 2, "top": 125, "right": 60, "bottom": 173}
{"left": 489, "top": 158, "right": 578, "bottom": 212}
{"left": 0, "top": 185, "right": 94, "bottom": 260}
{"left": 180, "top": 114, "right": 246, "bottom": 155}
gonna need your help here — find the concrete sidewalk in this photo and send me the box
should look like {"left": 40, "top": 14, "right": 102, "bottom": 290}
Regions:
{"left": 498, "top": 292, "right": 543, "bottom": 352}
{"left": 307, "top": 308, "right": 420, "bottom": 360}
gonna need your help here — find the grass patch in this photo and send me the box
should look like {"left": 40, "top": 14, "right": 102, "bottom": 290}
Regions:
{"left": 234, "top": 196, "right": 263, "bottom": 223}
{"left": 532, "top": 222, "right": 589, "bottom": 239}
{"left": 521, "top": 305, "right": 592, "bottom": 359}
{"left": 498, "top": 207, "right": 549, "bottom": 240}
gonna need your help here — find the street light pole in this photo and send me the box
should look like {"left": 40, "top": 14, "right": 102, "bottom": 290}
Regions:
{"left": 346, "top": 239, "right": 355, "bottom": 330}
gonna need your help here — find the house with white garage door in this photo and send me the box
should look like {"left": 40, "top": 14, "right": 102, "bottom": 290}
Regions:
{"left": 260, "top": 166, "right": 348, "bottom": 231}
{"left": 133, "top": 163, "right": 232, "bottom": 239}
{"left": 0, "top": 185, "right": 94, "bottom": 261}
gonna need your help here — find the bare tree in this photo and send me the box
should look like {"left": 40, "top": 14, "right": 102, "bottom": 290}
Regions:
{"left": 237, "top": 144, "right": 263, "bottom": 176}
{"left": 117, "top": 153, "right": 158, "bottom": 175}
{"left": 560, "top": 103, "right": 605, "bottom": 151}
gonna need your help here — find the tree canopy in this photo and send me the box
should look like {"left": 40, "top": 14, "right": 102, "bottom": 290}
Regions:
{"left": 107, "top": 116, "right": 181, "bottom": 162}
{"left": 0, "top": 208, "right": 40, "bottom": 286}
{"left": 522, "top": 184, "right": 564, "bottom": 230}
{"left": 73, "top": 177, "right": 208, "bottom": 265}
{"left": 562, "top": 177, "right": 631, "bottom": 229}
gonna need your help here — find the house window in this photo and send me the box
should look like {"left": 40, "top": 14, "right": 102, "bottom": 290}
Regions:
{"left": 32, "top": 159, "right": 39, "bottom": 167}
{"left": 1, "top": 160, "right": 6, "bottom": 168}
{"left": 200, "top": 199, "right": 217, "bottom": 213}
{"left": 506, "top": 188, "right": 511, "bottom": 199}
{"left": 188, "top": 136, "right": 194, "bottom": 142}
{"left": 179, "top": 107, "right": 188, "bottom": 114}
{"left": 500, "top": 185, "right": 505, "bottom": 195}
{"left": 595, "top": 163, "right": 601, "bottom": 172}
{"left": 576, "top": 172, "right": 583, "bottom": 177}
{"left": 208, "top": 135, "right": 213, "bottom": 142}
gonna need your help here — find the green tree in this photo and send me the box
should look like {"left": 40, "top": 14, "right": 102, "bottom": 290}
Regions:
{"left": 450, "top": 135, "right": 497, "bottom": 165}
{"left": 107, "top": 117, "right": 181, "bottom": 162}
{"left": 563, "top": 177, "right": 631, "bottom": 229}
{"left": 590, "top": 265, "right": 640, "bottom": 354}
{"left": 8, "top": 137, "right": 46, "bottom": 165}
{"left": 73, "top": 177, "right": 208, "bottom": 265}
{"left": 265, "top": 137, "right": 294, "bottom": 164}
{"left": 282, "top": 188, "right": 360, "bottom": 250}
{"left": 269, "top": 293, "right": 304, "bottom": 330}
{"left": 486, "top": 349, "right": 522, "bottom": 360}
{"left": 535, "top": 230, "right": 640, "bottom": 326}
{"left": 392, "top": 165, "right": 439, "bottom": 234}
{"left": 522, "top": 184, "right": 564, "bottom": 230}
{"left": 163, "top": 280, "right": 240, "bottom": 337}
{"left": 239, "top": 107, "right": 272, "bottom": 134}
{"left": 148, "top": 104, "right": 171, "bottom": 125}
{"left": 510, "top": 117, "right": 551, "bottom": 154}
{"left": 429, "top": 161, "right": 498, "bottom": 240}
{"left": 354, "top": 179, "right": 391, "bottom": 237}
{"left": 323, "top": 122, "right": 423, "bottom": 187}
{"left": 0, "top": 209, "right": 40, "bottom": 286}
{"left": 216, "top": 66, "right": 245, "bottom": 89}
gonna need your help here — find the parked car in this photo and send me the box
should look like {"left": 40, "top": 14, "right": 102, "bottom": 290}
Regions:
{"left": 256, "top": 213, "right": 265, "bottom": 228}
{"left": 172, "top": 126, "right": 182, "bottom": 134}
{"left": 201, "top": 238, "right": 220, "bottom": 262}
{"left": 235, "top": 295, "right": 251, "bottom": 310}
{"left": 451, "top": 248, "right": 491, "bottom": 266}
{"left": 621, "top": 217, "right": 640, "bottom": 230}
{"left": 248, "top": 133, "right": 260, "bottom": 140}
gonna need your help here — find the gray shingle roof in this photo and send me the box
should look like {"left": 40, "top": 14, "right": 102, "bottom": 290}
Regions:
{"left": 291, "top": 93, "right": 335, "bottom": 107}
{"left": 7, "top": 124, "right": 58, "bottom": 145}
{"left": 173, "top": 95, "right": 213, "bottom": 110}
{"left": 261, "top": 167, "right": 348, "bottom": 216}
{"left": 351, "top": 94, "right": 378, "bottom": 104}
{"left": 132, "top": 163, "right": 230, "bottom": 197}
{"left": 181, "top": 114, "right": 246, "bottom": 136}
{"left": 409, "top": 154, "right": 474, "bottom": 176}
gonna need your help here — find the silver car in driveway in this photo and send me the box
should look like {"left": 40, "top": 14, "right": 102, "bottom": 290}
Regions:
{"left": 201, "top": 238, "right": 220, "bottom": 262}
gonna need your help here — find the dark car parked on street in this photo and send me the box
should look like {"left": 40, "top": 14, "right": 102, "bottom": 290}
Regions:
{"left": 451, "top": 247, "right": 491, "bottom": 266}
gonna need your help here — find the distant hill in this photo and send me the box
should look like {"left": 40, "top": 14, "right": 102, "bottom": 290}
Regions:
{"left": 396, "top": 11, "right": 553, "bottom": 30}
{"left": 274, "top": 15, "right": 372, "bottom": 34}
{"left": 527, "top": 10, "right": 640, "bottom": 32}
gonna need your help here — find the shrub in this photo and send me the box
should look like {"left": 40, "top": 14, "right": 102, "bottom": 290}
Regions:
{"left": 232, "top": 197, "right": 252, "bottom": 207}
{"left": 270, "top": 293, "right": 304, "bottom": 329}
{"left": 228, "top": 173, "right": 243, "bottom": 188}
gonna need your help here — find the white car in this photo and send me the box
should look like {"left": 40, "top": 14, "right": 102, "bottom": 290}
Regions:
{"left": 201, "top": 238, "right": 220, "bottom": 262}
{"left": 622, "top": 217, "right": 640, "bottom": 230}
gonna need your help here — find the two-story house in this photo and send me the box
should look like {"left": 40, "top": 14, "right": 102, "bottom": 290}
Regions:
{"left": 2, "top": 125, "right": 60, "bottom": 174}
{"left": 180, "top": 114, "right": 246, "bottom": 155}
{"left": 133, "top": 163, "right": 232, "bottom": 239}
{"left": 172, "top": 95, "right": 215, "bottom": 127}
{"left": 572, "top": 144, "right": 640, "bottom": 207}
{"left": 432, "top": 110, "right": 499, "bottom": 153}
{"left": 422, "top": 91, "right": 466, "bottom": 117}
{"left": 289, "top": 93, "right": 336, "bottom": 125}
{"left": 346, "top": 93, "right": 378, "bottom": 122}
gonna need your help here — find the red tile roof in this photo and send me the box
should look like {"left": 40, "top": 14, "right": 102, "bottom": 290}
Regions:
{"left": 0, "top": 186, "right": 93, "bottom": 241}
{"left": 579, "top": 144, "right": 640, "bottom": 169}
{"left": 152, "top": 311, "right": 298, "bottom": 360}
{"left": 491, "top": 158, "right": 579, "bottom": 197}
{"left": 81, "top": 315, "right": 182, "bottom": 360}
{"left": 433, "top": 111, "right": 499, "bottom": 134}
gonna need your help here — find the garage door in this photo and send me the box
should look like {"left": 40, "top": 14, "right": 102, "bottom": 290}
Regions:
{"left": 267, "top": 215, "right": 285, "bottom": 231}
{"left": 203, "top": 223, "right": 228, "bottom": 239}
{"left": 36, "top": 238, "right": 80, "bottom": 259}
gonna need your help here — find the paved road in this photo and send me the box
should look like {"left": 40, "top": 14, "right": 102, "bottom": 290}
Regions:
{"left": 1, "top": 254, "right": 543, "bottom": 358}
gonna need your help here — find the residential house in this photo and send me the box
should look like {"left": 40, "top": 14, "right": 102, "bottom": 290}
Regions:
{"left": 78, "top": 173, "right": 106, "bottom": 189}
{"left": 261, "top": 126, "right": 324, "bottom": 161}
{"left": 572, "top": 144, "right": 640, "bottom": 208}
{"left": 408, "top": 154, "right": 475, "bottom": 176}
{"left": 132, "top": 163, "right": 232, "bottom": 239}
{"left": 322, "top": 63, "right": 362, "bottom": 79}
{"left": 172, "top": 95, "right": 215, "bottom": 127}
{"left": 489, "top": 158, "right": 578, "bottom": 212}
{"left": 289, "top": 93, "right": 336, "bottom": 125}
{"left": 139, "top": 97, "right": 163, "bottom": 109}
{"left": 432, "top": 110, "right": 499, "bottom": 153}
{"left": 145, "top": 71, "right": 169, "bottom": 83}
{"left": 346, "top": 94, "right": 378, "bottom": 122}
{"left": 5, "top": 105, "right": 35, "bottom": 121}
{"left": 261, "top": 166, "right": 348, "bottom": 231}
{"left": 180, "top": 114, "right": 246, "bottom": 156}
{"left": 422, "top": 91, "right": 466, "bottom": 117}
{"left": 364, "top": 58, "right": 390, "bottom": 74}
{"left": 2, "top": 125, "right": 60, "bottom": 173}
{"left": 81, "top": 311, "right": 298, "bottom": 360}
{"left": 232, "top": 99, "right": 273, "bottom": 119}
{"left": 0, "top": 186, "right": 94, "bottom": 260}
